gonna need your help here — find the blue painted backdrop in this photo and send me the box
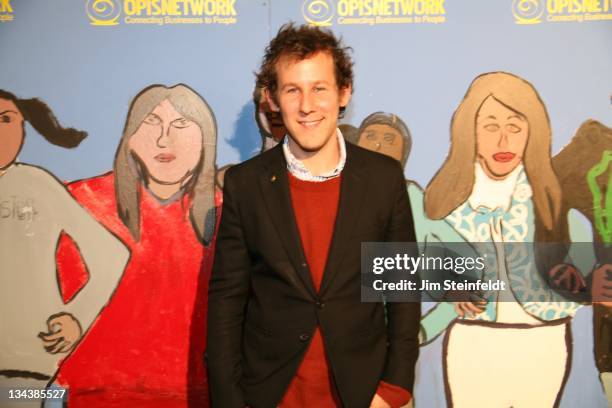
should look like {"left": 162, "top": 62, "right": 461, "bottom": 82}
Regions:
{"left": 1, "top": 0, "right": 610, "bottom": 406}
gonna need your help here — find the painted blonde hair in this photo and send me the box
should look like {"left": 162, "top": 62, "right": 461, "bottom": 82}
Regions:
{"left": 114, "top": 84, "right": 217, "bottom": 244}
{"left": 425, "top": 72, "right": 562, "bottom": 236}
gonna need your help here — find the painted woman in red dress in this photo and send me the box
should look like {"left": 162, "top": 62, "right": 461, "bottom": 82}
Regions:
{"left": 54, "top": 84, "right": 220, "bottom": 407}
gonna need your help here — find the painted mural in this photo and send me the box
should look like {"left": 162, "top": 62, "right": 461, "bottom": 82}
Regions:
{"left": 51, "top": 84, "right": 220, "bottom": 407}
{"left": 1, "top": 1, "right": 610, "bottom": 407}
{"left": 355, "top": 112, "right": 412, "bottom": 170}
{"left": 410, "top": 72, "right": 600, "bottom": 407}
{"left": 0, "top": 90, "right": 129, "bottom": 408}
{"left": 553, "top": 120, "right": 612, "bottom": 402}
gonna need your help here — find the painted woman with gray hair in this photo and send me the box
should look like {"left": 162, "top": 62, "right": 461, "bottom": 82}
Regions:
{"left": 54, "top": 84, "right": 220, "bottom": 407}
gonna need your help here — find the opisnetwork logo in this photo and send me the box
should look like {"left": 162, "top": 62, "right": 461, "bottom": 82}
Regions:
{"left": 86, "top": 0, "right": 238, "bottom": 26}
{"left": 302, "top": 0, "right": 446, "bottom": 26}
{"left": 512, "top": 0, "right": 612, "bottom": 24}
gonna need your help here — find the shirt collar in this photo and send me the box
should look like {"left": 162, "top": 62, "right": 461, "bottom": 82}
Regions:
{"left": 283, "top": 128, "right": 346, "bottom": 182}
{"left": 468, "top": 162, "right": 524, "bottom": 212}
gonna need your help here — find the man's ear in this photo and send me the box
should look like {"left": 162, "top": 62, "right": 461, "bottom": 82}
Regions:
{"left": 339, "top": 84, "right": 352, "bottom": 109}
{"left": 264, "top": 88, "right": 280, "bottom": 112}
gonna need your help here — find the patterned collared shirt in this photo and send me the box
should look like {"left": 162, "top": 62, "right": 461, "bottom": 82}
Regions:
{"left": 283, "top": 129, "right": 346, "bottom": 182}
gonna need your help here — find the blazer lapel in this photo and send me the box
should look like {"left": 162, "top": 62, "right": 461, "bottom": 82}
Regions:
{"left": 319, "top": 145, "right": 368, "bottom": 295}
{"left": 258, "top": 145, "right": 317, "bottom": 298}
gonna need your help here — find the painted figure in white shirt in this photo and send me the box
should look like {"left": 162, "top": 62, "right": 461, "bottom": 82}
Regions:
{"left": 421, "top": 72, "right": 588, "bottom": 408}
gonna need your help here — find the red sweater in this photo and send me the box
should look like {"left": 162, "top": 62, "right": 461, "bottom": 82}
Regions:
{"left": 283, "top": 173, "right": 410, "bottom": 408}
{"left": 55, "top": 172, "right": 220, "bottom": 407}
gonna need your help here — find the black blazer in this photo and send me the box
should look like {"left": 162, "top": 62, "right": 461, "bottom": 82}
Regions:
{"left": 207, "top": 142, "right": 420, "bottom": 408}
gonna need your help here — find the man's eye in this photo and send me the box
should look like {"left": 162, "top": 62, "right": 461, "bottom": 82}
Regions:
{"left": 144, "top": 115, "right": 161, "bottom": 125}
{"left": 313, "top": 87, "right": 326, "bottom": 92}
{"left": 366, "top": 131, "right": 377, "bottom": 140}
{"left": 172, "top": 119, "right": 192, "bottom": 129}
{"left": 384, "top": 133, "right": 395, "bottom": 143}
{"left": 0, "top": 115, "right": 10, "bottom": 123}
{"left": 505, "top": 123, "right": 522, "bottom": 133}
{"left": 484, "top": 123, "right": 500, "bottom": 132}
{"left": 286, "top": 88, "right": 298, "bottom": 94}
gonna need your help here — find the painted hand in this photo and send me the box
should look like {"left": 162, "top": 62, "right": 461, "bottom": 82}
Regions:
{"left": 452, "top": 301, "right": 487, "bottom": 318}
{"left": 448, "top": 290, "right": 487, "bottom": 318}
{"left": 369, "top": 393, "right": 391, "bottom": 408}
{"left": 591, "top": 264, "right": 612, "bottom": 307}
{"left": 38, "top": 312, "right": 82, "bottom": 354}
{"left": 548, "top": 263, "right": 586, "bottom": 294}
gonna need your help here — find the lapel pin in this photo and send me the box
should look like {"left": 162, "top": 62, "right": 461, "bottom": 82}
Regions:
{"left": 270, "top": 175, "right": 277, "bottom": 182}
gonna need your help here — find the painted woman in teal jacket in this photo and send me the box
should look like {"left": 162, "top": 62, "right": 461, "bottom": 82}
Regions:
{"left": 409, "top": 72, "right": 595, "bottom": 408}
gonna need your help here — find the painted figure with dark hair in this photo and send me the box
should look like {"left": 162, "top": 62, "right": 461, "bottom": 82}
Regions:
{"left": 338, "top": 123, "right": 359, "bottom": 144}
{"left": 0, "top": 90, "right": 128, "bottom": 407}
{"left": 254, "top": 85, "right": 287, "bottom": 152}
{"left": 356, "top": 112, "right": 412, "bottom": 169}
{"left": 208, "top": 24, "right": 419, "bottom": 408}
{"left": 409, "top": 72, "right": 594, "bottom": 407}
{"left": 216, "top": 86, "right": 287, "bottom": 191}
{"left": 553, "top": 119, "right": 612, "bottom": 403}
{"left": 54, "top": 84, "right": 220, "bottom": 407}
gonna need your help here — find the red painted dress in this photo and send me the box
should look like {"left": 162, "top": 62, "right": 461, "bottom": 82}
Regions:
{"left": 55, "top": 172, "right": 221, "bottom": 407}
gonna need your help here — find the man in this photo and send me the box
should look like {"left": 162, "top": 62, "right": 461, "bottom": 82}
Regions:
{"left": 207, "top": 24, "right": 420, "bottom": 408}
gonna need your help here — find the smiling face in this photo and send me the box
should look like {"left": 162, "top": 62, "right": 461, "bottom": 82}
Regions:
{"left": 0, "top": 98, "right": 24, "bottom": 170}
{"left": 268, "top": 51, "right": 351, "bottom": 158}
{"left": 476, "top": 96, "right": 529, "bottom": 180}
{"left": 128, "top": 99, "right": 203, "bottom": 187}
{"left": 357, "top": 123, "right": 404, "bottom": 162}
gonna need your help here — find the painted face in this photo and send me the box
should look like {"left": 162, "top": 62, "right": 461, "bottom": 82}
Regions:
{"left": 476, "top": 96, "right": 529, "bottom": 179}
{"left": 269, "top": 51, "right": 351, "bottom": 156}
{"left": 258, "top": 97, "right": 287, "bottom": 143}
{"left": 129, "top": 99, "right": 203, "bottom": 186}
{"left": 357, "top": 123, "right": 404, "bottom": 162}
{"left": 0, "top": 98, "right": 24, "bottom": 170}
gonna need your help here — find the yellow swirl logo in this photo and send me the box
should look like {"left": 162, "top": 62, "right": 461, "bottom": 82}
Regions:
{"left": 303, "top": 0, "right": 335, "bottom": 26}
{"left": 86, "top": 0, "right": 121, "bottom": 26}
{"left": 512, "top": 0, "right": 544, "bottom": 24}
{"left": 0, "top": 0, "right": 14, "bottom": 22}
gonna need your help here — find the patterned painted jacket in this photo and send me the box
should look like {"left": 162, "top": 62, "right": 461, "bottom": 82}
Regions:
{"left": 408, "top": 169, "right": 596, "bottom": 344}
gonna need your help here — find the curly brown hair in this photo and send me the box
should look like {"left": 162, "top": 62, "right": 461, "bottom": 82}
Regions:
{"left": 255, "top": 23, "right": 354, "bottom": 100}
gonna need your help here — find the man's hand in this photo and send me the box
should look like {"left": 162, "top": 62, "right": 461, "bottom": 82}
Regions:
{"left": 592, "top": 264, "right": 612, "bottom": 307}
{"left": 38, "top": 312, "right": 82, "bottom": 354}
{"left": 370, "top": 393, "right": 391, "bottom": 408}
{"left": 548, "top": 263, "right": 586, "bottom": 294}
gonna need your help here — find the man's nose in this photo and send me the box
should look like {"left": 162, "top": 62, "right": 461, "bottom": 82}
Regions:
{"left": 299, "top": 91, "right": 315, "bottom": 114}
